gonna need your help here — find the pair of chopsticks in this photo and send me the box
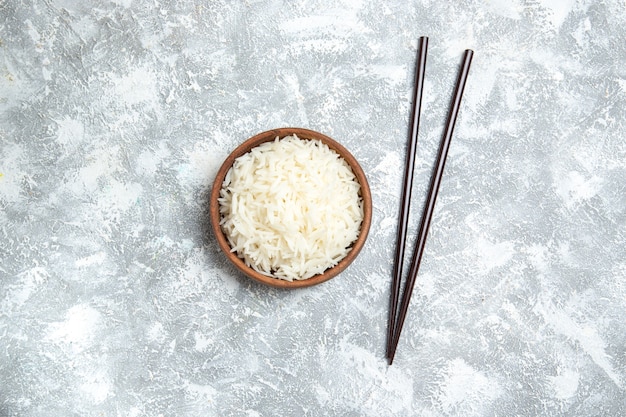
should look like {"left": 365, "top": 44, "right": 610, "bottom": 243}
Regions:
{"left": 386, "top": 37, "right": 474, "bottom": 365}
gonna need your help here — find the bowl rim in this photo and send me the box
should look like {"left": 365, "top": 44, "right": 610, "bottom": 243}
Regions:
{"left": 209, "top": 127, "right": 372, "bottom": 288}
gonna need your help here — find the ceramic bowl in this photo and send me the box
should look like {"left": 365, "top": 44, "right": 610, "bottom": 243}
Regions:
{"left": 210, "top": 127, "right": 372, "bottom": 288}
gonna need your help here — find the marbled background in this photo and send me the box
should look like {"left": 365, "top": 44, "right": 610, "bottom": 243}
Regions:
{"left": 1, "top": 0, "right": 625, "bottom": 416}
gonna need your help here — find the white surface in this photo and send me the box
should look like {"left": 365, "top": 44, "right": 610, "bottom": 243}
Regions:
{"left": 1, "top": 0, "right": 625, "bottom": 415}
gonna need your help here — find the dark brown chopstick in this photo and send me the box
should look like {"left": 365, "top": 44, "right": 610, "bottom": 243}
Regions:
{"left": 386, "top": 36, "right": 429, "bottom": 359}
{"left": 388, "top": 49, "right": 474, "bottom": 365}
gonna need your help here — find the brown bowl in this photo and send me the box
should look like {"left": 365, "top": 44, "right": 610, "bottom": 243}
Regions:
{"left": 209, "top": 127, "right": 372, "bottom": 288}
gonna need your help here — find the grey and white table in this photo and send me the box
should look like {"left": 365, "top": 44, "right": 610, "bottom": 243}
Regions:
{"left": 1, "top": 1, "right": 625, "bottom": 415}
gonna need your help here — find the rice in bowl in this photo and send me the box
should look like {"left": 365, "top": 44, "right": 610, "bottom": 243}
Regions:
{"left": 218, "top": 134, "right": 364, "bottom": 281}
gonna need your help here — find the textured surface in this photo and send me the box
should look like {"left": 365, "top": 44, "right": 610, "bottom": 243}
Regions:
{"left": 1, "top": 0, "right": 625, "bottom": 416}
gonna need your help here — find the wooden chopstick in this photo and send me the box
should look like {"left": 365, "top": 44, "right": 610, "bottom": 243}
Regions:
{"left": 386, "top": 36, "right": 429, "bottom": 359}
{"left": 388, "top": 49, "right": 474, "bottom": 365}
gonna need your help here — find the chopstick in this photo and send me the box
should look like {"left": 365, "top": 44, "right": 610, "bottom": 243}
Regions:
{"left": 388, "top": 48, "right": 474, "bottom": 365}
{"left": 386, "top": 36, "right": 429, "bottom": 359}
